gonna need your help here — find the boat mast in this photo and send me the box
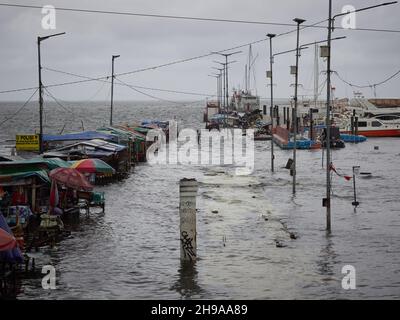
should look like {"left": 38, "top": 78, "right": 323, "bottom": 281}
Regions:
{"left": 248, "top": 45, "right": 252, "bottom": 94}
{"left": 245, "top": 64, "right": 248, "bottom": 92}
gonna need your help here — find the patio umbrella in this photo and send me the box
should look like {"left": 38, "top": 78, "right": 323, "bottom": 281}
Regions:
{"left": 49, "top": 167, "right": 93, "bottom": 191}
{"left": 0, "top": 214, "right": 23, "bottom": 262}
{"left": 0, "top": 228, "right": 17, "bottom": 252}
{"left": 70, "top": 159, "right": 115, "bottom": 175}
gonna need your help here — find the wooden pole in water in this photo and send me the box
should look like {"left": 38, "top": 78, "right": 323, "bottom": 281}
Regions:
{"left": 179, "top": 178, "right": 199, "bottom": 263}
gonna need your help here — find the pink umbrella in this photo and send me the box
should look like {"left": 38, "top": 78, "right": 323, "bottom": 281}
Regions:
{"left": 49, "top": 167, "right": 93, "bottom": 191}
{"left": 0, "top": 228, "right": 17, "bottom": 252}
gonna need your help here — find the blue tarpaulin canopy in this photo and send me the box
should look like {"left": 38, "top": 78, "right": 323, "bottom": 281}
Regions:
{"left": 43, "top": 131, "right": 119, "bottom": 143}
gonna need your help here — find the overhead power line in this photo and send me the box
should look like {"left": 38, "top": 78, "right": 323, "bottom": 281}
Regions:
{"left": 0, "top": 4, "right": 398, "bottom": 96}
{"left": 0, "top": 88, "right": 38, "bottom": 127}
{"left": 115, "top": 77, "right": 206, "bottom": 106}
{"left": 1, "top": 3, "right": 400, "bottom": 33}
{"left": 334, "top": 69, "right": 400, "bottom": 88}
{"left": 43, "top": 67, "right": 215, "bottom": 97}
{"left": 43, "top": 86, "right": 75, "bottom": 114}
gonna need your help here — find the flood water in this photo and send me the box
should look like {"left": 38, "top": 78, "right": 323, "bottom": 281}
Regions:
{"left": 1, "top": 101, "right": 399, "bottom": 299}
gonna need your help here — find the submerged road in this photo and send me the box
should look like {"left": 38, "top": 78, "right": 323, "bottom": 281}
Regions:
{"left": 1, "top": 101, "right": 399, "bottom": 299}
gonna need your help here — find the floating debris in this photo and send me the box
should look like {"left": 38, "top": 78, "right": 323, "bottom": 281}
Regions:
{"left": 275, "top": 239, "right": 286, "bottom": 248}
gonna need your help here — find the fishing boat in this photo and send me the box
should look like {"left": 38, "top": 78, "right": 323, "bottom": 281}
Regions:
{"left": 231, "top": 90, "right": 260, "bottom": 113}
{"left": 230, "top": 45, "right": 260, "bottom": 113}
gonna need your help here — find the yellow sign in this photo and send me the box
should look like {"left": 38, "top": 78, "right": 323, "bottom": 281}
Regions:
{"left": 16, "top": 134, "right": 40, "bottom": 151}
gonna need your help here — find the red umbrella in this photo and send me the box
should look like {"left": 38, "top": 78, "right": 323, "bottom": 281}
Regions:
{"left": 49, "top": 167, "right": 93, "bottom": 191}
{"left": 0, "top": 228, "right": 17, "bottom": 252}
{"left": 49, "top": 179, "right": 59, "bottom": 209}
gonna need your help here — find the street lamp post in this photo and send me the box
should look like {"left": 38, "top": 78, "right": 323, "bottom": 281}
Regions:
{"left": 212, "top": 67, "right": 224, "bottom": 108}
{"left": 37, "top": 32, "right": 65, "bottom": 153}
{"left": 292, "top": 18, "right": 306, "bottom": 195}
{"left": 213, "top": 51, "right": 241, "bottom": 112}
{"left": 323, "top": 0, "right": 396, "bottom": 233}
{"left": 213, "top": 61, "right": 226, "bottom": 108}
{"left": 214, "top": 60, "right": 237, "bottom": 127}
{"left": 110, "top": 54, "right": 120, "bottom": 126}
{"left": 267, "top": 34, "right": 276, "bottom": 173}
{"left": 208, "top": 74, "right": 220, "bottom": 105}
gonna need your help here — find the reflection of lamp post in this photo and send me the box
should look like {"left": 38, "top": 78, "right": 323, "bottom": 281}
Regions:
{"left": 267, "top": 33, "right": 276, "bottom": 173}
{"left": 324, "top": 0, "right": 397, "bottom": 233}
{"left": 292, "top": 18, "right": 306, "bottom": 195}
{"left": 352, "top": 166, "right": 360, "bottom": 209}
{"left": 37, "top": 32, "right": 66, "bottom": 153}
{"left": 110, "top": 54, "right": 120, "bottom": 126}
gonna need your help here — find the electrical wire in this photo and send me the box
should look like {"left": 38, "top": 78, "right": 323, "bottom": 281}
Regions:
{"left": 43, "top": 86, "right": 75, "bottom": 114}
{"left": 0, "top": 88, "right": 38, "bottom": 127}
{"left": 43, "top": 66, "right": 215, "bottom": 97}
{"left": 115, "top": 77, "right": 205, "bottom": 107}
{"left": 1, "top": 3, "right": 399, "bottom": 33}
{"left": 0, "top": 7, "right": 398, "bottom": 96}
{"left": 334, "top": 69, "right": 400, "bottom": 89}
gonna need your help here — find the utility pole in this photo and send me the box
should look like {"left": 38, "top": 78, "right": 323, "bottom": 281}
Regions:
{"left": 323, "top": 0, "right": 397, "bottom": 232}
{"left": 214, "top": 61, "right": 226, "bottom": 108}
{"left": 37, "top": 32, "right": 65, "bottom": 154}
{"left": 212, "top": 67, "right": 224, "bottom": 108}
{"left": 314, "top": 42, "right": 319, "bottom": 108}
{"left": 214, "top": 60, "right": 237, "bottom": 127}
{"left": 292, "top": 18, "right": 306, "bottom": 195}
{"left": 208, "top": 74, "right": 220, "bottom": 105}
{"left": 267, "top": 33, "right": 276, "bottom": 173}
{"left": 110, "top": 54, "right": 120, "bottom": 126}
{"left": 325, "top": 1, "right": 333, "bottom": 231}
{"left": 213, "top": 51, "right": 241, "bottom": 113}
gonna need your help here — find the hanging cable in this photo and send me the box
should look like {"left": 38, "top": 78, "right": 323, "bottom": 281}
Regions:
{"left": 334, "top": 69, "right": 400, "bottom": 89}
{"left": 43, "top": 86, "right": 75, "bottom": 115}
{"left": 1, "top": 3, "right": 399, "bottom": 33}
{"left": 43, "top": 66, "right": 215, "bottom": 97}
{"left": 115, "top": 77, "right": 206, "bottom": 107}
{"left": 0, "top": 88, "right": 38, "bottom": 127}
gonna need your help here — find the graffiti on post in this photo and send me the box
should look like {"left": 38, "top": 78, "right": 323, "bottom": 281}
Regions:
{"left": 180, "top": 231, "right": 196, "bottom": 262}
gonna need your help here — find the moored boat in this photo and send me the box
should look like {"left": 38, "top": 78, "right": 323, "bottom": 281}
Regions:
{"left": 340, "top": 117, "right": 400, "bottom": 137}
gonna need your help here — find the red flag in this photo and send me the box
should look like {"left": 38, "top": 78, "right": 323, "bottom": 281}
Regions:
{"left": 330, "top": 164, "right": 352, "bottom": 181}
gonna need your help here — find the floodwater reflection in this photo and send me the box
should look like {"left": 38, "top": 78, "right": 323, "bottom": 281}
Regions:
{"left": 172, "top": 261, "right": 204, "bottom": 299}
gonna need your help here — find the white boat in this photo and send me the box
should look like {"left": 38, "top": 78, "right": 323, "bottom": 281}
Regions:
{"left": 340, "top": 116, "right": 400, "bottom": 137}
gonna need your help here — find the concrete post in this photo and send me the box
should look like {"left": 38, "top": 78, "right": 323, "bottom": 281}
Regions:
{"left": 179, "top": 178, "right": 199, "bottom": 262}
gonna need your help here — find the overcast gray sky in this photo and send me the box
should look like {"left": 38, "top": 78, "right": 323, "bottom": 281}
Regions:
{"left": 0, "top": 0, "right": 399, "bottom": 102}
